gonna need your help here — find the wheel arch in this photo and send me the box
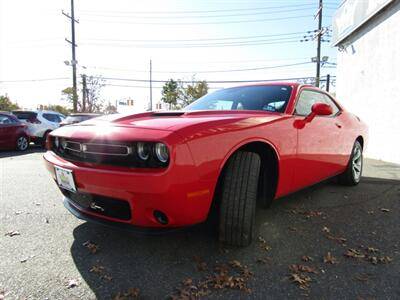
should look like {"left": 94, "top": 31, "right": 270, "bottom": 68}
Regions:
{"left": 210, "top": 139, "right": 280, "bottom": 216}
{"left": 356, "top": 135, "right": 364, "bottom": 149}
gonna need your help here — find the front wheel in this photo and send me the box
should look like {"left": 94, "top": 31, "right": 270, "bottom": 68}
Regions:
{"left": 338, "top": 140, "right": 363, "bottom": 186}
{"left": 219, "top": 151, "right": 261, "bottom": 246}
{"left": 16, "top": 136, "right": 29, "bottom": 151}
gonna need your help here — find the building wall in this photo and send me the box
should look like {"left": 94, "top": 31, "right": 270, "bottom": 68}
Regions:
{"left": 335, "top": 2, "right": 400, "bottom": 163}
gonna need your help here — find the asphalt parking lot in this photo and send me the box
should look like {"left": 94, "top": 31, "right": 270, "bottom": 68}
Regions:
{"left": 1, "top": 149, "right": 399, "bottom": 299}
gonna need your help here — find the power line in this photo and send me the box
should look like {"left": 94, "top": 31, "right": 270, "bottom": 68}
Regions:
{"left": 82, "top": 14, "right": 313, "bottom": 25}
{"left": 101, "top": 75, "right": 335, "bottom": 84}
{"left": 85, "top": 31, "right": 306, "bottom": 43}
{"left": 79, "top": 3, "right": 315, "bottom": 15}
{"left": 81, "top": 39, "right": 303, "bottom": 49}
{"left": 91, "top": 62, "right": 313, "bottom": 74}
{"left": 81, "top": 7, "right": 314, "bottom": 19}
{"left": 0, "top": 77, "right": 69, "bottom": 83}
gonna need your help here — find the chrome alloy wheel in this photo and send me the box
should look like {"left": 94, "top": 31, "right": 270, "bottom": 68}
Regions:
{"left": 352, "top": 144, "right": 362, "bottom": 182}
{"left": 17, "top": 136, "right": 28, "bottom": 151}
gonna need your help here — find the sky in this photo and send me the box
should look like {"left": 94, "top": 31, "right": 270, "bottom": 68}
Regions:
{"left": 0, "top": 0, "right": 341, "bottom": 112}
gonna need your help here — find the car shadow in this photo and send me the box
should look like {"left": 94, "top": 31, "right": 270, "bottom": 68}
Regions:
{"left": 0, "top": 144, "right": 45, "bottom": 158}
{"left": 69, "top": 175, "right": 400, "bottom": 299}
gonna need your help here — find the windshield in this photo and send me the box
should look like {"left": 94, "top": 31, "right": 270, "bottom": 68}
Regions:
{"left": 185, "top": 85, "right": 292, "bottom": 113}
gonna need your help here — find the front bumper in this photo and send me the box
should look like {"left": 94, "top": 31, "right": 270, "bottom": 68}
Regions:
{"left": 43, "top": 150, "right": 215, "bottom": 228}
{"left": 63, "top": 197, "right": 194, "bottom": 234}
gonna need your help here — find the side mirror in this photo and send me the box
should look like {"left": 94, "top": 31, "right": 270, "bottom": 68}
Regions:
{"left": 311, "top": 102, "right": 333, "bottom": 116}
{"left": 304, "top": 102, "right": 332, "bottom": 123}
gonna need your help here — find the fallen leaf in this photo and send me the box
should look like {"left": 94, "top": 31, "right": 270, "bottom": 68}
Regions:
{"left": 301, "top": 256, "right": 313, "bottom": 262}
{"left": 366, "top": 247, "right": 379, "bottom": 253}
{"left": 380, "top": 208, "right": 390, "bottom": 212}
{"left": 344, "top": 249, "right": 365, "bottom": 259}
{"left": 90, "top": 265, "right": 105, "bottom": 274}
{"left": 290, "top": 273, "right": 311, "bottom": 290}
{"left": 103, "top": 274, "right": 113, "bottom": 281}
{"left": 113, "top": 288, "right": 140, "bottom": 300}
{"left": 354, "top": 273, "right": 370, "bottom": 282}
{"left": 289, "top": 264, "right": 318, "bottom": 274}
{"left": 378, "top": 256, "right": 393, "bottom": 264}
{"left": 67, "top": 279, "right": 78, "bottom": 289}
{"left": 256, "top": 257, "right": 270, "bottom": 264}
{"left": 322, "top": 226, "right": 330, "bottom": 233}
{"left": 258, "top": 236, "right": 271, "bottom": 251}
{"left": 83, "top": 241, "right": 99, "bottom": 254}
{"left": 323, "top": 252, "right": 338, "bottom": 264}
{"left": 193, "top": 256, "right": 207, "bottom": 271}
{"left": 5, "top": 230, "right": 20, "bottom": 237}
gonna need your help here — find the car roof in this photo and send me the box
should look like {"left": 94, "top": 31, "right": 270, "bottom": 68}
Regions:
{"left": 228, "top": 81, "right": 314, "bottom": 89}
{"left": 13, "top": 110, "right": 64, "bottom": 115}
{"left": 68, "top": 113, "right": 101, "bottom": 116}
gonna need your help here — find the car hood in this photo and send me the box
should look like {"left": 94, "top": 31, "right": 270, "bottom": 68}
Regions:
{"left": 51, "top": 111, "right": 287, "bottom": 142}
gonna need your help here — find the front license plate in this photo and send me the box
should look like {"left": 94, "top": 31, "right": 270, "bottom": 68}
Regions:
{"left": 55, "top": 166, "right": 77, "bottom": 192}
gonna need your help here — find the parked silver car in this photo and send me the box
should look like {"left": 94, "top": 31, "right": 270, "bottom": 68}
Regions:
{"left": 12, "top": 110, "right": 65, "bottom": 146}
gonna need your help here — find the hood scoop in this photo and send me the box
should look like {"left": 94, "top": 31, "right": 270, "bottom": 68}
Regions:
{"left": 152, "top": 111, "right": 186, "bottom": 117}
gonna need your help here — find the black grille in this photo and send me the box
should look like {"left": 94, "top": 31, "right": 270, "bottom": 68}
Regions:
{"left": 61, "top": 189, "right": 132, "bottom": 221}
{"left": 52, "top": 138, "right": 168, "bottom": 168}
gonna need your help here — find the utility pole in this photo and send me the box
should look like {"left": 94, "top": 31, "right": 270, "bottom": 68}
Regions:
{"left": 315, "top": 0, "right": 323, "bottom": 87}
{"left": 63, "top": 0, "right": 79, "bottom": 112}
{"left": 149, "top": 59, "right": 153, "bottom": 111}
{"left": 326, "top": 74, "right": 330, "bottom": 92}
{"left": 82, "top": 74, "right": 87, "bottom": 112}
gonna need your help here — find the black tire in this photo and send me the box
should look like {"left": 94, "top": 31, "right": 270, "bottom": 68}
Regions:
{"left": 338, "top": 140, "right": 363, "bottom": 186}
{"left": 16, "top": 135, "right": 29, "bottom": 151}
{"left": 219, "top": 151, "right": 261, "bottom": 246}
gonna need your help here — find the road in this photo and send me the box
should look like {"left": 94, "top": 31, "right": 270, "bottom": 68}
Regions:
{"left": 1, "top": 149, "right": 399, "bottom": 299}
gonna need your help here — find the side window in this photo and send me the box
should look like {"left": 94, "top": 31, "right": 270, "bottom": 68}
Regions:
{"left": 295, "top": 90, "right": 320, "bottom": 116}
{"left": 43, "top": 113, "right": 61, "bottom": 123}
{"left": 0, "top": 115, "right": 11, "bottom": 124}
{"left": 320, "top": 94, "right": 340, "bottom": 116}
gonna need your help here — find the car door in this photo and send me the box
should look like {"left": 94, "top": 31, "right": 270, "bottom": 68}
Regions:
{"left": 0, "top": 115, "right": 18, "bottom": 147}
{"left": 293, "top": 88, "right": 344, "bottom": 189}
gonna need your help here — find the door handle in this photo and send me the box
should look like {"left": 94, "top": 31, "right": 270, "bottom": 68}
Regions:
{"left": 335, "top": 123, "right": 342, "bottom": 128}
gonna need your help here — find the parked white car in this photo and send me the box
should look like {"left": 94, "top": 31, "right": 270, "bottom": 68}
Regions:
{"left": 12, "top": 110, "right": 65, "bottom": 145}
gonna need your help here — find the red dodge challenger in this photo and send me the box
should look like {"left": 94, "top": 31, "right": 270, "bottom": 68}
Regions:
{"left": 43, "top": 83, "right": 367, "bottom": 246}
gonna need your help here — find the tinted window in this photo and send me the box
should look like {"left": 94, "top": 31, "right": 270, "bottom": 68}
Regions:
{"left": 43, "top": 113, "right": 61, "bottom": 123}
{"left": 185, "top": 85, "right": 293, "bottom": 113}
{"left": 320, "top": 94, "right": 340, "bottom": 116}
{"left": 13, "top": 111, "right": 37, "bottom": 120}
{"left": 0, "top": 115, "right": 12, "bottom": 124}
{"left": 295, "top": 90, "right": 340, "bottom": 116}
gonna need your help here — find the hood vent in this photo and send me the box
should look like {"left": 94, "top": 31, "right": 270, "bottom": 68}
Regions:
{"left": 152, "top": 111, "right": 186, "bottom": 117}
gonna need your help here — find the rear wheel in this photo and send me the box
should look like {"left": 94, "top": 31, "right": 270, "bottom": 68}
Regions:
{"left": 219, "top": 151, "right": 261, "bottom": 246}
{"left": 16, "top": 136, "right": 29, "bottom": 151}
{"left": 338, "top": 140, "right": 363, "bottom": 186}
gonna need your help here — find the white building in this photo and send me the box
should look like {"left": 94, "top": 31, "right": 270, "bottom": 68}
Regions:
{"left": 332, "top": 0, "right": 400, "bottom": 163}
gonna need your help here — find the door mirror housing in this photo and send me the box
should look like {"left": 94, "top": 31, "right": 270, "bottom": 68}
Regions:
{"left": 303, "top": 102, "right": 333, "bottom": 123}
{"left": 312, "top": 102, "right": 333, "bottom": 116}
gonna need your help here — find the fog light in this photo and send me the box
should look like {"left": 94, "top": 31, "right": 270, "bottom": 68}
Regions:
{"left": 153, "top": 210, "right": 168, "bottom": 225}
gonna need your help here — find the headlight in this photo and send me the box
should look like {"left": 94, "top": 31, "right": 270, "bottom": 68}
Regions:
{"left": 154, "top": 143, "right": 169, "bottom": 163}
{"left": 54, "top": 137, "right": 60, "bottom": 148}
{"left": 137, "top": 142, "right": 150, "bottom": 160}
{"left": 60, "top": 138, "right": 67, "bottom": 150}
